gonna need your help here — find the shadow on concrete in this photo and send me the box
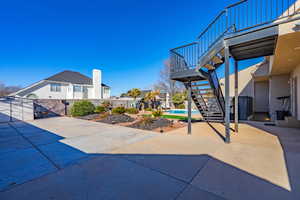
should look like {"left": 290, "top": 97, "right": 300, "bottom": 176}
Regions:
{"left": 0, "top": 115, "right": 299, "bottom": 199}
{"left": 246, "top": 122, "right": 300, "bottom": 200}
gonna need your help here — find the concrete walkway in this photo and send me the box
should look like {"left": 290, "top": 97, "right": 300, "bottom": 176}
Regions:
{"left": 0, "top": 117, "right": 299, "bottom": 199}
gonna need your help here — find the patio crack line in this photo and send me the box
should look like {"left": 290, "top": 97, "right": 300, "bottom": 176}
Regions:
{"left": 9, "top": 123, "right": 61, "bottom": 170}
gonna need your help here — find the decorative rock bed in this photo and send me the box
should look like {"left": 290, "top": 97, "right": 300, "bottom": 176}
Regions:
{"left": 76, "top": 114, "right": 100, "bottom": 120}
{"left": 76, "top": 113, "right": 185, "bottom": 132}
{"left": 129, "top": 118, "right": 172, "bottom": 130}
{"left": 97, "top": 114, "right": 135, "bottom": 124}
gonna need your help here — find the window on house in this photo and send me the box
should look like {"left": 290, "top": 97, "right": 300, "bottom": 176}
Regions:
{"left": 104, "top": 87, "right": 109, "bottom": 94}
{"left": 73, "top": 85, "right": 82, "bottom": 92}
{"left": 50, "top": 83, "right": 61, "bottom": 92}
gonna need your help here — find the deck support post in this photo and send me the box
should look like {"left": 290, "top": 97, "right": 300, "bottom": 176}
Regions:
{"left": 234, "top": 60, "right": 239, "bottom": 133}
{"left": 224, "top": 43, "right": 231, "bottom": 143}
{"left": 187, "top": 80, "right": 192, "bottom": 135}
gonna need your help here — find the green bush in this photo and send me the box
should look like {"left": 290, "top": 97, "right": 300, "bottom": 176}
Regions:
{"left": 176, "top": 104, "right": 185, "bottom": 109}
{"left": 126, "top": 108, "right": 139, "bottom": 114}
{"left": 140, "top": 116, "right": 154, "bottom": 125}
{"left": 70, "top": 100, "right": 95, "bottom": 117}
{"left": 95, "top": 106, "right": 106, "bottom": 113}
{"left": 152, "top": 109, "right": 163, "bottom": 118}
{"left": 145, "top": 107, "right": 153, "bottom": 112}
{"left": 102, "top": 101, "right": 111, "bottom": 109}
{"left": 112, "top": 106, "right": 126, "bottom": 114}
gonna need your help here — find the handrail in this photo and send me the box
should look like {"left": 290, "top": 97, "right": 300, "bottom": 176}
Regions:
{"left": 170, "top": 42, "right": 198, "bottom": 52}
{"left": 170, "top": 0, "right": 299, "bottom": 74}
{"left": 225, "top": 0, "right": 247, "bottom": 9}
{"left": 197, "top": 10, "right": 226, "bottom": 39}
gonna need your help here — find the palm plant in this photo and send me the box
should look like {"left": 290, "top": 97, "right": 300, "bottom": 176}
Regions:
{"left": 127, "top": 88, "right": 141, "bottom": 100}
{"left": 144, "top": 90, "right": 160, "bottom": 109}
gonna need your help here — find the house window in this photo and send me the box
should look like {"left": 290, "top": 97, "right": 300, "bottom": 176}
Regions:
{"left": 50, "top": 83, "right": 61, "bottom": 92}
{"left": 104, "top": 87, "right": 109, "bottom": 94}
{"left": 73, "top": 85, "right": 82, "bottom": 92}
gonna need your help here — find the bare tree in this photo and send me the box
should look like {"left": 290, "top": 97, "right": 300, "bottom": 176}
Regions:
{"left": 0, "top": 82, "right": 21, "bottom": 97}
{"left": 153, "top": 59, "right": 184, "bottom": 96}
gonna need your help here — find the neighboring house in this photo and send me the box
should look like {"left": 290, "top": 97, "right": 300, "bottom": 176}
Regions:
{"left": 11, "top": 69, "right": 110, "bottom": 100}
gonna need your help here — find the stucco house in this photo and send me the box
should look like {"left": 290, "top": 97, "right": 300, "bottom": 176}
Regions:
{"left": 11, "top": 69, "right": 110, "bottom": 100}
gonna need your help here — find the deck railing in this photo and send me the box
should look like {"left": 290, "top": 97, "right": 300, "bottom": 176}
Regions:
{"left": 170, "top": 0, "right": 300, "bottom": 74}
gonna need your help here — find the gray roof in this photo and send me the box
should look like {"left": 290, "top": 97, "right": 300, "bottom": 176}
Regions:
{"left": 45, "top": 70, "right": 109, "bottom": 87}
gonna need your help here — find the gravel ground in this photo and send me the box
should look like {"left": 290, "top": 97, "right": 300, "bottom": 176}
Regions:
{"left": 97, "top": 114, "right": 135, "bottom": 124}
{"left": 76, "top": 114, "right": 100, "bottom": 120}
{"left": 129, "top": 118, "right": 172, "bottom": 130}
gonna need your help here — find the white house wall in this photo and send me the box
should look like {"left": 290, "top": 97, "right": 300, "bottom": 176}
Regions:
{"left": 291, "top": 64, "right": 300, "bottom": 120}
{"left": 269, "top": 75, "right": 290, "bottom": 120}
{"left": 17, "top": 81, "right": 110, "bottom": 100}
{"left": 102, "top": 87, "right": 110, "bottom": 99}
{"left": 219, "top": 64, "right": 256, "bottom": 97}
{"left": 19, "top": 82, "right": 69, "bottom": 99}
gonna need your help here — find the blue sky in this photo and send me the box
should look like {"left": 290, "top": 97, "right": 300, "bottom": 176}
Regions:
{"left": 0, "top": 0, "right": 261, "bottom": 96}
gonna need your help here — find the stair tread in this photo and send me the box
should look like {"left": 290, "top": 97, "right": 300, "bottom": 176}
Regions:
{"left": 191, "top": 83, "right": 210, "bottom": 87}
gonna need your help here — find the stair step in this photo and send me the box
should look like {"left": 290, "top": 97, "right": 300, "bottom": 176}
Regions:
{"left": 212, "top": 55, "right": 223, "bottom": 64}
{"left": 191, "top": 83, "right": 210, "bottom": 87}
{"left": 192, "top": 88, "right": 213, "bottom": 92}
{"left": 203, "top": 63, "right": 215, "bottom": 70}
{"left": 219, "top": 49, "right": 225, "bottom": 57}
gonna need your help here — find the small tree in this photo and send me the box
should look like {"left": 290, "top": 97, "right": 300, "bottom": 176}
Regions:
{"left": 127, "top": 88, "right": 141, "bottom": 100}
{"left": 152, "top": 109, "right": 163, "bottom": 118}
{"left": 144, "top": 90, "right": 160, "bottom": 109}
{"left": 172, "top": 92, "right": 186, "bottom": 108}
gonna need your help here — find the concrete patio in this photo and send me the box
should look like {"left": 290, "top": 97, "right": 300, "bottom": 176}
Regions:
{"left": 0, "top": 117, "right": 299, "bottom": 199}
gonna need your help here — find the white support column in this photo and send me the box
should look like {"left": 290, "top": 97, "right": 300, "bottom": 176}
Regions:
{"left": 187, "top": 81, "right": 192, "bottom": 135}
{"left": 234, "top": 60, "right": 239, "bottom": 133}
{"left": 224, "top": 43, "right": 231, "bottom": 143}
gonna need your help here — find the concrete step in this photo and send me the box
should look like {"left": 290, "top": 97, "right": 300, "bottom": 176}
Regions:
{"left": 191, "top": 83, "right": 210, "bottom": 87}
{"left": 276, "top": 116, "right": 300, "bottom": 128}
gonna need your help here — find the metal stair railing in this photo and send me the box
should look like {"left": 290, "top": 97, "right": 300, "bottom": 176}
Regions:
{"left": 208, "top": 70, "right": 225, "bottom": 115}
{"left": 170, "top": 42, "right": 199, "bottom": 73}
{"left": 197, "top": 0, "right": 299, "bottom": 60}
{"left": 170, "top": 0, "right": 300, "bottom": 75}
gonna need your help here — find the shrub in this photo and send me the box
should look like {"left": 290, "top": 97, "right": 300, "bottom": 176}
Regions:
{"left": 102, "top": 101, "right": 111, "bottom": 109}
{"left": 112, "top": 106, "right": 126, "bottom": 114}
{"left": 126, "top": 107, "right": 139, "bottom": 114}
{"left": 172, "top": 92, "right": 186, "bottom": 107}
{"left": 95, "top": 106, "right": 106, "bottom": 113}
{"left": 176, "top": 104, "right": 185, "bottom": 109}
{"left": 152, "top": 109, "right": 163, "bottom": 118}
{"left": 70, "top": 100, "right": 95, "bottom": 117}
{"left": 145, "top": 107, "right": 153, "bottom": 112}
{"left": 140, "top": 116, "right": 154, "bottom": 125}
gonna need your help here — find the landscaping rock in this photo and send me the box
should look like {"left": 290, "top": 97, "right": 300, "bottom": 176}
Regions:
{"left": 129, "top": 118, "right": 172, "bottom": 130}
{"left": 76, "top": 114, "right": 100, "bottom": 120}
{"left": 97, "top": 114, "right": 135, "bottom": 124}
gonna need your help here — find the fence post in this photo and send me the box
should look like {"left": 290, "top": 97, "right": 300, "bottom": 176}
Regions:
{"left": 10, "top": 99, "right": 12, "bottom": 122}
